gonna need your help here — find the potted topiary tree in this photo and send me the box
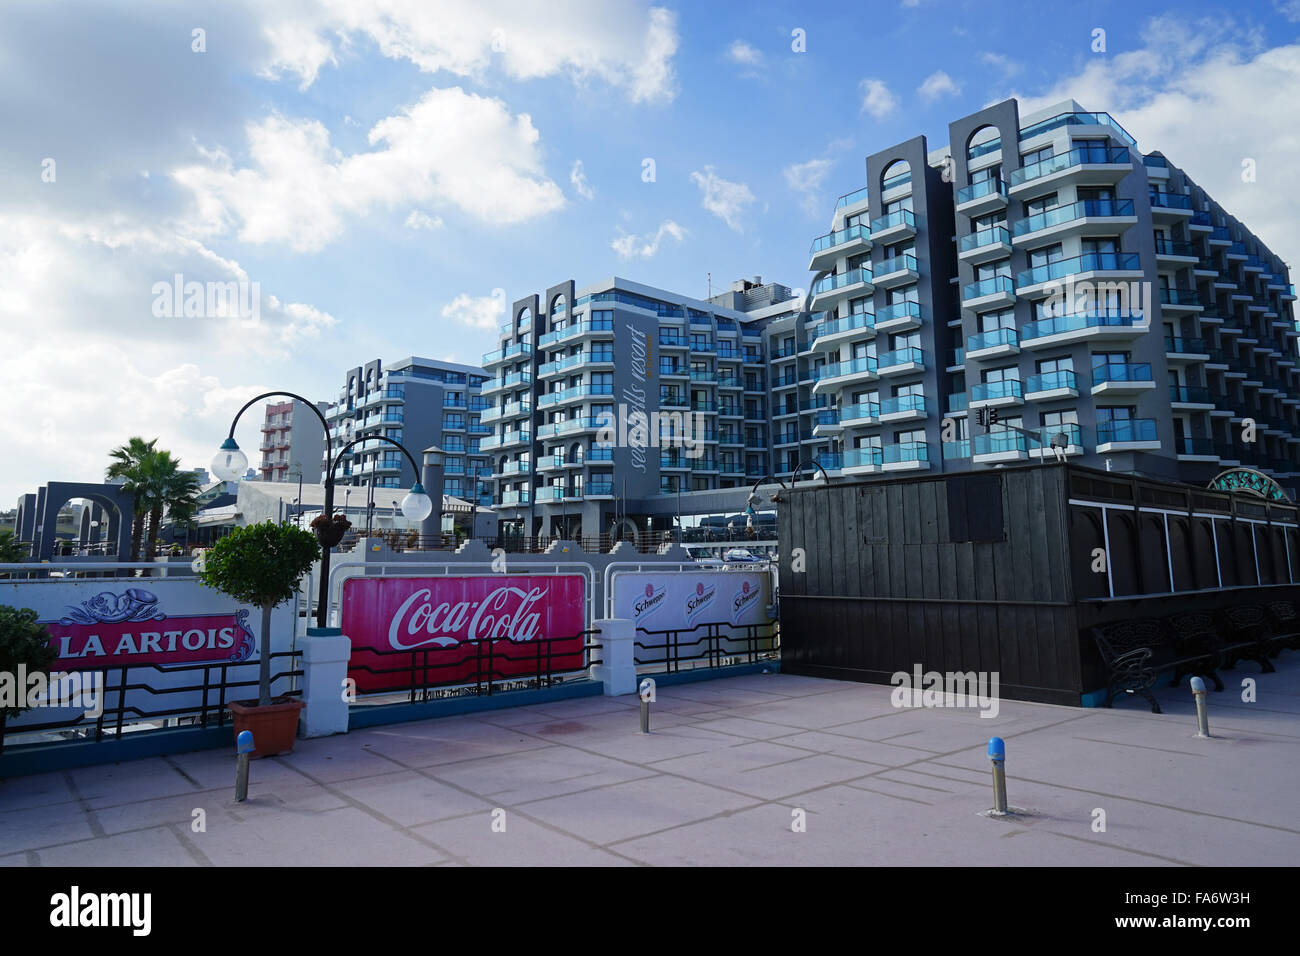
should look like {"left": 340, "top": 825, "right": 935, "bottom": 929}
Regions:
{"left": 198, "top": 521, "right": 320, "bottom": 757}
{"left": 0, "top": 605, "right": 59, "bottom": 745}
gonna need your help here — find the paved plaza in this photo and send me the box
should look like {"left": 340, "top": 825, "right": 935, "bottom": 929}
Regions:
{"left": 2, "top": 654, "right": 1298, "bottom": 866}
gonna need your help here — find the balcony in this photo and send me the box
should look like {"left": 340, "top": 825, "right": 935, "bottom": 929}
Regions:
{"left": 812, "top": 311, "right": 875, "bottom": 350}
{"left": 537, "top": 383, "right": 615, "bottom": 408}
{"left": 1176, "top": 437, "right": 1220, "bottom": 462}
{"left": 585, "top": 479, "right": 615, "bottom": 498}
{"left": 966, "top": 328, "right": 1019, "bottom": 360}
{"left": 970, "top": 378, "right": 1024, "bottom": 408}
{"left": 835, "top": 185, "right": 870, "bottom": 211}
{"left": 873, "top": 253, "right": 919, "bottom": 289}
{"left": 1165, "top": 336, "right": 1210, "bottom": 363}
{"left": 958, "top": 225, "right": 1011, "bottom": 265}
{"left": 876, "top": 346, "right": 925, "bottom": 377}
{"left": 1091, "top": 362, "right": 1154, "bottom": 396}
{"left": 840, "top": 401, "right": 881, "bottom": 427}
{"left": 810, "top": 267, "right": 874, "bottom": 310}
{"left": 1024, "top": 369, "right": 1079, "bottom": 402}
{"left": 537, "top": 317, "right": 614, "bottom": 347}
{"left": 1021, "top": 311, "right": 1144, "bottom": 348}
{"left": 973, "top": 430, "right": 1028, "bottom": 464}
{"left": 843, "top": 445, "right": 884, "bottom": 475}
{"left": 1096, "top": 418, "right": 1160, "bottom": 452}
{"left": 537, "top": 351, "right": 614, "bottom": 378}
{"left": 496, "top": 460, "right": 531, "bottom": 477}
{"left": 659, "top": 332, "right": 688, "bottom": 349}
{"left": 480, "top": 429, "right": 532, "bottom": 451}
{"left": 809, "top": 223, "right": 872, "bottom": 271}
{"left": 500, "top": 490, "right": 531, "bottom": 507}
{"left": 1169, "top": 384, "right": 1215, "bottom": 409}
{"left": 1010, "top": 199, "right": 1136, "bottom": 245}
{"left": 874, "top": 300, "right": 922, "bottom": 335}
{"left": 869, "top": 208, "right": 917, "bottom": 243}
{"left": 811, "top": 408, "right": 841, "bottom": 437}
{"left": 1015, "top": 252, "right": 1141, "bottom": 296}
{"left": 879, "top": 393, "right": 927, "bottom": 423}
{"left": 1029, "top": 423, "right": 1086, "bottom": 460}
{"left": 1159, "top": 288, "right": 1203, "bottom": 312}
{"left": 482, "top": 342, "right": 533, "bottom": 366}
{"left": 1154, "top": 238, "right": 1198, "bottom": 263}
{"left": 1148, "top": 191, "right": 1194, "bottom": 218}
{"left": 962, "top": 274, "right": 1016, "bottom": 309}
{"left": 955, "top": 178, "right": 1008, "bottom": 216}
{"left": 536, "top": 417, "right": 603, "bottom": 439}
{"left": 1008, "top": 144, "right": 1132, "bottom": 199}
{"left": 883, "top": 441, "right": 929, "bottom": 471}
{"left": 812, "top": 356, "right": 878, "bottom": 393}
{"left": 481, "top": 371, "right": 532, "bottom": 395}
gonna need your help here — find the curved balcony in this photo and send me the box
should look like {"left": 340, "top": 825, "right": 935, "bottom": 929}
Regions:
{"left": 537, "top": 317, "right": 614, "bottom": 347}
{"left": 1020, "top": 311, "right": 1145, "bottom": 348}
{"left": 812, "top": 355, "right": 878, "bottom": 393}
{"left": 482, "top": 342, "right": 533, "bottom": 367}
{"left": 1011, "top": 199, "right": 1136, "bottom": 245}
{"left": 955, "top": 178, "right": 1008, "bottom": 216}
{"left": 958, "top": 225, "right": 1011, "bottom": 265}
{"left": 811, "top": 408, "right": 841, "bottom": 437}
{"left": 809, "top": 223, "right": 872, "bottom": 271}
{"left": 1015, "top": 252, "right": 1141, "bottom": 297}
{"left": 873, "top": 253, "right": 919, "bottom": 290}
{"left": 869, "top": 208, "right": 917, "bottom": 244}
{"left": 875, "top": 300, "right": 923, "bottom": 334}
{"left": 536, "top": 417, "right": 604, "bottom": 439}
{"left": 811, "top": 310, "right": 875, "bottom": 350}
{"left": 537, "top": 383, "right": 615, "bottom": 408}
{"left": 810, "top": 267, "right": 874, "bottom": 311}
{"left": 537, "top": 350, "right": 614, "bottom": 378}
{"left": 962, "top": 274, "right": 1016, "bottom": 309}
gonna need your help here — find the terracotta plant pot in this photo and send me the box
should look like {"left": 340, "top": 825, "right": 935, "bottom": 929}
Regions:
{"left": 228, "top": 697, "right": 305, "bottom": 758}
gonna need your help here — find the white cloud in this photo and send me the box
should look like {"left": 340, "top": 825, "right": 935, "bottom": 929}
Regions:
{"left": 783, "top": 157, "right": 834, "bottom": 216}
{"left": 404, "top": 210, "right": 444, "bottom": 230}
{"left": 258, "top": 0, "right": 680, "bottom": 103}
{"left": 918, "top": 70, "right": 961, "bottom": 101}
{"left": 171, "top": 87, "right": 566, "bottom": 252}
{"left": 727, "top": 40, "right": 763, "bottom": 66}
{"left": 570, "top": 159, "right": 595, "bottom": 200}
{"left": 859, "top": 78, "right": 898, "bottom": 119}
{"left": 689, "top": 166, "right": 757, "bottom": 232}
{"left": 611, "top": 220, "right": 686, "bottom": 259}
{"left": 441, "top": 288, "right": 507, "bottom": 330}
{"left": 1009, "top": 14, "right": 1300, "bottom": 280}
{"left": 1277, "top": 1, "right": 1300, "bottom": 22}
{"left": 980, "top": 51, "right": 1022, "bottom": 78}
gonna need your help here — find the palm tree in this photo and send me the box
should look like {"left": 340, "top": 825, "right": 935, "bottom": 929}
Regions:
{"left": 140, "top": 452, "right": 201, "bottom": 561}
{"left": 106, "top": 437, "right": 158, "bottom": 562}
{"left": 0, "top": 529, "right": 29, "bottom": 563}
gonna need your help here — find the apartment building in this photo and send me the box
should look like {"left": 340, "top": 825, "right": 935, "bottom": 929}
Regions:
{"left": 806, "top": 98, "right": 1299, "bottom": 493}
{"left": 257, "top": 399, "right": 326, "bottom": 484}
{"left": 321, "top": 357, "right": 493, "bottom": 505}
{"left": 484, "top": 277, "right": 813, "bottom": 539}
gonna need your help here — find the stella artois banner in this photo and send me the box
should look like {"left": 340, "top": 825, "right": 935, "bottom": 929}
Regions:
{"left": 340, "top": 574, "right": 588, "bottom": 693}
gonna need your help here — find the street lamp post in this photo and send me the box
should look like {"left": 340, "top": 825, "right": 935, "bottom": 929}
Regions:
{"left": 420, "top": 445, "right": 446, "bottom": 546}
{"left": 213, "top": 391, "right": 432, "bottom": 629}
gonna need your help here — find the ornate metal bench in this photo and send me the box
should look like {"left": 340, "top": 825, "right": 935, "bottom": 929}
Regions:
{"left": 1265, "top": 600, "right": 1300, "bottom": 654}
{"left": 1218, "top": 605, "right": 1277, "bottom": 673}
{"left": 1092, "top": 618, "right": 1218, "bottom": 713}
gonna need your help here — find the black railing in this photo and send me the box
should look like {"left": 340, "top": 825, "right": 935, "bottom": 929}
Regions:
{"left": 633, "top": 621, "right": 779, "bottom": 673}
{"left": 0, "top": 651, "right": 303, "bottom": 753}
{"left": 347, "top": 630, "right": 601, "bottom": 702}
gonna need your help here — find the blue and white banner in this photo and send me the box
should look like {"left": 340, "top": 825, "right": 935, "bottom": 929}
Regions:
{"left": 611, "top": 570, "right": 770, "bottom": 632}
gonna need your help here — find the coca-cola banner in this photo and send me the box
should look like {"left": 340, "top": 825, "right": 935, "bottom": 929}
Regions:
{"left": 341, "top": 575, "right": 588, "bottom": 694}
{"left": 611, "top": 570, "right": 771, "bottom": 631}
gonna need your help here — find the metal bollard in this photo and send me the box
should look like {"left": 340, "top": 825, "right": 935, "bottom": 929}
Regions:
{"left": 235, "top": 730, "right": 255, "bottom": 802}
{"left": 1191, "top": 676, "right": 1210, "bottom": 738}
{"left": 638, "top": 678, "right": 655, "bottom": 734}
{"left": 988, "top": 737, "right": 1008, "bottom": 813}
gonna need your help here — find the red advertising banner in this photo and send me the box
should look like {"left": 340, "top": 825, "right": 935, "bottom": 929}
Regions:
{"left": 40, "top": 587, "right": 256, "bottom": 670}
{"left": 341, "top": 575, "right": 588, "bottom": 694}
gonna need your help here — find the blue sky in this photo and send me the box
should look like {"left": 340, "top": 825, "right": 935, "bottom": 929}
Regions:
{"left": 3, "top": 0, "right": 1300, "bottom": 503}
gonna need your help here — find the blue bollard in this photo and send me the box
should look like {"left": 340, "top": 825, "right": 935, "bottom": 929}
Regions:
{"left": 235, "top": 730, "right": 255, "bottom": 802}
{"left": 988, "top": 737, "right": 1008, "bottom": 812}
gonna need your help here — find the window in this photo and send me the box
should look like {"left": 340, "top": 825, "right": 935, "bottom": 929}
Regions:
{"left": 979, "top": 309, "right": 1015, "bottom": 333}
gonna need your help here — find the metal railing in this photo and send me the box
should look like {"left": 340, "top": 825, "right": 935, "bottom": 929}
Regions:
{"left": 633, "top": 621, "right": 779, "bottom": 674}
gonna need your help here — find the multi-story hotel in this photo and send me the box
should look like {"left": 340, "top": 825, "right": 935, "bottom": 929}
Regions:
{"left": 483, "top": 277, "right": 818, "bottom": 539}
{"left": 257, "top": 399, "right": 326, "bottom": 484}
{"left": 805, "top": 97, "right": 1298, "bottom": 492}
{"left": 321, "top": 357, "right": 493, "bottom": 507}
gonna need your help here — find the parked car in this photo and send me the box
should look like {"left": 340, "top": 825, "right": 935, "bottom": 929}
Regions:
{"left": 723, "top": 548, "right": 764, "bottom": 563}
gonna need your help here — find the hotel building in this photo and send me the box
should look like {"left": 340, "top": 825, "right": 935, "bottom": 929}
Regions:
{"left": 257, "top": 399, "right": 327, "bottom": 484}
{"left": 321, "top": 357, "right": 493, "bottom": 507}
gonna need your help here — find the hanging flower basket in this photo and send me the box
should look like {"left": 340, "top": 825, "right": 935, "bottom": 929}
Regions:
{"left": 310, "top": 512, "right": 352, "bottom": 548}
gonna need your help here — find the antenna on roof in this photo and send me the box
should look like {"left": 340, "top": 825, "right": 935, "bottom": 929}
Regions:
{"left": 707, "top": 272, "right": 711, "bottom": 299}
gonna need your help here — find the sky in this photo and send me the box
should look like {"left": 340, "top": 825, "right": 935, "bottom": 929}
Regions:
{"left": 3, "top": 0, "right": 1300, "bottom": 505}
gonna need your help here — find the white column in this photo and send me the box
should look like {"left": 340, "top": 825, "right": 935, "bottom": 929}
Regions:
{"left": 590, "top": 618, "right": 638, "bottom": 696}
{"left": 299, "top": 627, "right": 352, "bottom": 738}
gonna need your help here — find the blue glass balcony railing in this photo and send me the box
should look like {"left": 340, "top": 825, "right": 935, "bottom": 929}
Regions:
{"left": 963, "top": 275, "right": 1015, "bottom": 300}
{"left": 811, "top": 267, "right": 873, "bottom": 295}
{"left": 1170, "top": 385, "right": 1213, "bottom": 403}
{"left": 956, "top": 178, "right": 1007, "bottom": 205}
{"left": 876, "top": 301, "right": 922, "bottom": 324}
{"left": 877, "top": 347, "right": 925, "bottom": 370}
{"left": 840, "top": 401, "right": 880, "bottom": 422}
{"left": 881, "top": 394, "right": 926, "bottom": 416}
{"left": 959, "top": 225, "right": 1011, "bottom": 252}
{"left": 947, "top": 392, "right": 969, "bottom": 412}
{"left": 1011, "top": 199, "right": 1134, "bottom": 237}
{"left": 1149, "top": 191, "right": 1193, "bottom": 210}
{"left": 1092, "top": 362, "right": 1152, "bottom": 386}
{"left": 869, "top": 209, "right": 916, "bottom": 233}
{"left": 1021, "top": 311, "right": 1140, "bottom": 340}
{"left": 814, "top": 311, "right": 874, "bottom": 338}
{"left": 1018, "top": 111, "right": 1136, "bottom": 146}
{"left": 967, "top": 328, "right": 1019, "bottom": 352}
{"left": 815, "top": 356, "right": 878, "bottom": 380}
{"left": 973, "top": 431, "right": 1027, "bottom": 455}
{"left": 810, "top": 223, "right": 871, "bottom": 257}
{"left": 971, "top": 379, "right": 1022, "bottom": 402}
{"left": 1016, "top": 252, "right": 1140, "bottom": 288}
{"left": 835, "top": 185, "right": 870, "bottom": 208}
{"left": 1160, "top": 288, "right": 1202, "bottom": 306}
{"left": 844, "top": 446, "right": 884, "bottom": 469}
{"left": 1025, "top": 369, "right": 1077, "bottom": 393}
{"left": 1009, "top": 144, "right": 1130, "bottom": 188}
{"left": 943, "top": 440, "right": 971, "bottom": 460}
{"left": 883, "top": 441, "right": 928, "bottom": 464}
{"left": 1097, "top": 419, "right": 1157, "bottom": 444}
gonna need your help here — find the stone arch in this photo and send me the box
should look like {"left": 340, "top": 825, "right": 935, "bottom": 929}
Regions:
{"left": 32, "top": 482, "right": 134, "bottom": 561}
